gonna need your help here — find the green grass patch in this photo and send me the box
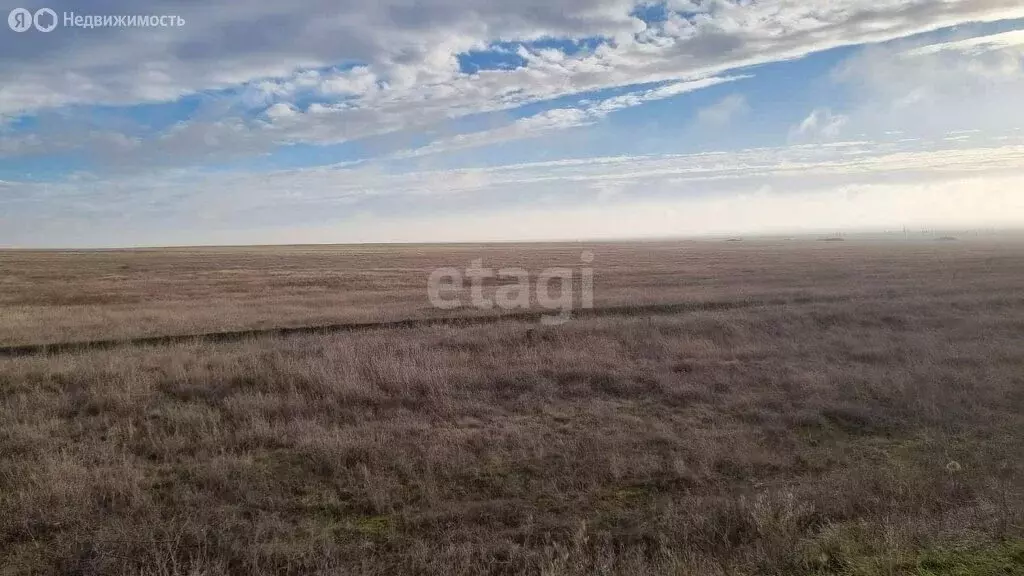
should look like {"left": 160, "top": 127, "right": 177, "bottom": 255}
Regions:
{"left": 802, "top": 533, "right": 1024, "bottom": 576}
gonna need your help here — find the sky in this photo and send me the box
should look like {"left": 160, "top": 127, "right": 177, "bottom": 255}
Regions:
{"left": 1, "top": 0, "right": 1023, "bottom": 247}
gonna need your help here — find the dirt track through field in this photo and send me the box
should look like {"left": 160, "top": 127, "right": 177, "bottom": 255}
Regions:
{"left": 0, "top": 294, "right": 852, "bottom": 358}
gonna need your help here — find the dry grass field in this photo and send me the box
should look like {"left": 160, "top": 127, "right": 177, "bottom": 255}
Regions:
{"left": 1, "top": 239, "right": 1023, "bottom": 575}
{"left": 4, "top": 239, "right": 1022, "bottom": 347}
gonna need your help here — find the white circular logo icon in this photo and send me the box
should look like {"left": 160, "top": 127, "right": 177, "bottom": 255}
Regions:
{"left": 8, "top": 8, "right": 32, "bottom": 32}
{"left": 33, "top": 7, "right": 57, "bottom": 32}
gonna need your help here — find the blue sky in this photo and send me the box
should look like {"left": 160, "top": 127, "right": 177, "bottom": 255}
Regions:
{"left": 1, "top": 1, "right": 1024, "bottom": 247}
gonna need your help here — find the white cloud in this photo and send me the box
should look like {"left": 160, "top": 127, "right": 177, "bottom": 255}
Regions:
{"left": 908, "top": 29, "right": 1024, "bottom": 56}
{"left": 0, "top": 72, "right": 738, "bottom": 167}
{"left": 396, "top": 75, "right": 746, "bottom": 158}
{"left": 696, "top": 94, "right": 749, "bottom": 127}
{"left": 792, "top": 108, "right": 850, "bottom": 140}
{"left": 2, "top": 0, "right": 1024, "bottom": 158}
{"left": 318, "top": 67, "right": 379, "bottom": 96}
{"left": 815, "top": 29, "right": 1024, "bottom": 139}
{"left": 264, "top": 103, "right": 299, "bottom": 120}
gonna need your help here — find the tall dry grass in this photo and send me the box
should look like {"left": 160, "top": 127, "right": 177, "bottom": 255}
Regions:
{"left": 1, "top": 267, "right": 1022, "bottom": 574}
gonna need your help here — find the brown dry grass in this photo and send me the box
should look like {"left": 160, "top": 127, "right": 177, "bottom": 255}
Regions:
{"left": 1, "top": 240, "right": 1023, "bottom": 575}
{"left": 3, "top": 239, "right": 1022, "bottom": 346}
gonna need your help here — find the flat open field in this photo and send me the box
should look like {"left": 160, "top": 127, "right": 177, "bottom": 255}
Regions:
{"left": 1, "top": 240, "right": 1023, "bottom": 575}
{"left": 2, "top": 239, "right": 1023, "bottom": 347}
